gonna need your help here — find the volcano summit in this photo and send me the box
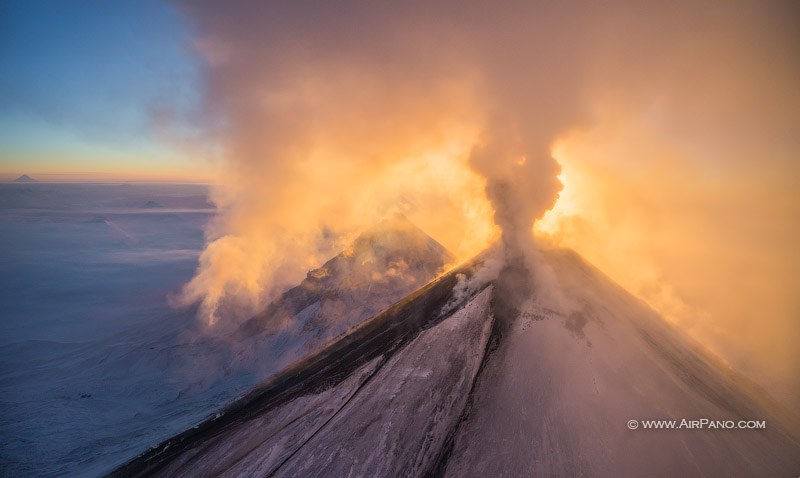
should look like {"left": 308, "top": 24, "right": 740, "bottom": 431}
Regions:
{"left": 114, "top": 221, "right": 800, "bottom": 478}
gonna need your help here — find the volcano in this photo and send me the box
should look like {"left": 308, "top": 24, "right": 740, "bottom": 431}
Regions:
{"left": 113, "top": 225, "right": 800, "bottom": 477}
{"left": 220, "top": 214, "right": 456, "bottom": 376}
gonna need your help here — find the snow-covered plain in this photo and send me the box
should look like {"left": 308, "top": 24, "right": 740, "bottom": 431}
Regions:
{"left": 0, "top": 184, "right": 452, "bottom": 476}
{"left": 0, "top": 183, "right": 214, "bottom": 476}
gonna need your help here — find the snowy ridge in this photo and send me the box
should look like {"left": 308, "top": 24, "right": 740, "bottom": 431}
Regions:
{"left": 111, "top": 253, "right": 491, "bottom": 477}
{"left": 0, "top": 187, "right": 457, "bottom": 477}
{"left": 112, "top": 248, "right": 800, "bottom": 477}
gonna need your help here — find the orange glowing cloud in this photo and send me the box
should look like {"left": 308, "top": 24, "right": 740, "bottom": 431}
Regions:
{"left": 174, "top": 0, "right": 800, "bottom": 408}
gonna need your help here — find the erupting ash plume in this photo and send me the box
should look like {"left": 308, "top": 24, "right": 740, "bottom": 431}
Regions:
{"left": 470, "top": 132, "right": 562, "bottom": 261}
{"left": 174, "top": 0, "right": 799, "bottom": 406}
{"left": 173, "top": 0, "right": 594, "bottom": 325}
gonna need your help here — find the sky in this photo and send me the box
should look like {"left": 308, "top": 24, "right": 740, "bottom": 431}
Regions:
{"left": 0, "top": 0, "right": 208, "bottom": 182}
{"left": 1, "top": 0, "right": 798, "bottom": 409}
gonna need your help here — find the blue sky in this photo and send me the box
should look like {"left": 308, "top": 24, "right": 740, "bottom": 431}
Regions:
{"left": 0, "top": 0, "right": 206, "bottom": 180}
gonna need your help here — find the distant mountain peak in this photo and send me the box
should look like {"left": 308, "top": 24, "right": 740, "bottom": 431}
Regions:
{"left": 344, "top": 213, "right": 453, "bottom": 262}
{"left": 238, "top": 216, "right": 454, "bottom": 338}
{"left": 13, "top": 174, "right": 36, "bottom": 183}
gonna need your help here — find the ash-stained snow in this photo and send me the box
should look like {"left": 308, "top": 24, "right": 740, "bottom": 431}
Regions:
{"left": 135, "top": 287, "right": 493, "bottom": 477}
{"left": 156, "top": 356, "right": 383, "bottom": 477}
{"left": 120, "top": 248, "right": 800, "bottom": 478}
{"left": 443, "top": 250, "right": 800, "bottom": 477}
{"left": 273, "top": 287, "right": 493, "bottom": 478}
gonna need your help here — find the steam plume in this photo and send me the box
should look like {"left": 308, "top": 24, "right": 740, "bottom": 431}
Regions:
{"left": 173, "top": 0, "right": 597, "bottom": 324}
{"left": 173, "top": 0, "right": 799, "bottom": 407}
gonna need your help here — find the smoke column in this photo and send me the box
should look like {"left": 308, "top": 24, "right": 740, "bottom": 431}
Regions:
{"left": 173, "top": 1, "right": 597, "bottom": 324}
{"left": 173, "top": 1, "right": 799, "bottom": 407}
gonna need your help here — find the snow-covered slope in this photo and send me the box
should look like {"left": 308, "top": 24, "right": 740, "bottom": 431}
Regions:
{"left": 114, "top": 248, "right": 800, "bottom": 477}
{"left": 444, "top": 250, "right": 800, "bottom": 477}
{"left": 148, "top": 288, "right": 492, "bottom": 478}
{"left": 90, "top": 215, "right": 454, "bottom": 475}
{"left": 228, "top": 213, "right": 455, "bottom": 371}
{"left": 0, "top": 184, "right": 454, "bottom": 477}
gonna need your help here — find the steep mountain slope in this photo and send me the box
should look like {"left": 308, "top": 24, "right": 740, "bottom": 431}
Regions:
{"left": 443, "top": 250, "right": 800, "bottom": 477}
{"left": 0, "top": 209, "right": 453, "bottom": 477}
{"left": 113, "top": 248, "right": 800, "bottom": 477}
{"left": 78, "top": 214, "right": 453, "bottom": 475}
{"left": 237, "top": 214, "right": 454, "bottom": 336}
{"left": 223, "top": 213, "right": 455, "bottom": 375}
